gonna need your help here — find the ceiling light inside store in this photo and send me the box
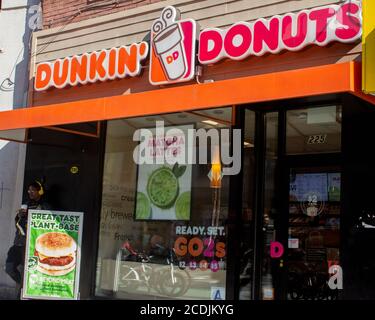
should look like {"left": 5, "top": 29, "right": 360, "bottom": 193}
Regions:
{"left": 307, "top": 106, "right": 337, "bottom": 124}
{"left": 202, "top": 120, "right": 219, "bottom": 126}
{"left": 244, "top": 141, "right": 254, "bottom": 148}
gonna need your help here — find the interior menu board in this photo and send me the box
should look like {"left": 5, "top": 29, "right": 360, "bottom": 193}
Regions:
{"left": 290, "top": 173, "right": 328, "bottom": 202}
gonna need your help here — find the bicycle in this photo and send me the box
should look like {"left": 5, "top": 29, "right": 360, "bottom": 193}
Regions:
{"left": 288, "top": 264, "right": 338, "bottom": 300}
{"left": 115, "top": 241, "right": 191, "bottom": 298}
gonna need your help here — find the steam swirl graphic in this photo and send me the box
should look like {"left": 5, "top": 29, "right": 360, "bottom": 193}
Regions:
{"left": 162, "top": 7, "right": 175, "bottom": 25}
{"left": 152, "top": 6, "right": 178, "bottom": 34}
{"left": 152, "top": 20, "right": 164, "bottom": 33}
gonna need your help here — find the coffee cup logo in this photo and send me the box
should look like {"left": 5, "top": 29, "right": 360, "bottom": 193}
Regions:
{"left": 149, "top": 6, "right": 198, "bottom": 85}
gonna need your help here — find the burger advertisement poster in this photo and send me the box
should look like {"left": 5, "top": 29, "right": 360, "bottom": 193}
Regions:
{"left": 134, "top": 124, "right": 193, "bottom": 221}
{"left": 22, "top": 210, "right": 83, "bottom": 300}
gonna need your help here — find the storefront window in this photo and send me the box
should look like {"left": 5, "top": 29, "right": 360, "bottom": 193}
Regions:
{"left": 95, "top": 108, "right": 233, "bottom": 300}
{"left": 286, "top": 106, "right": 342, "bottom": 155}
{"left": 286, "top": 105, "right": 342, "bottom": 300}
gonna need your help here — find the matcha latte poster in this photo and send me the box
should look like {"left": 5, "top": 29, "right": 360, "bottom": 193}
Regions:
{"left": 22, "top": 210, "right": 83, "bottom": 300}
{"left": 135, "top": 124, "right": 193, "bottom": 221}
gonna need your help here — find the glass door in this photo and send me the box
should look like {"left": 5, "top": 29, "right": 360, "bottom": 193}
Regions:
{"left": 241, "top": 104, "right": 343, "bottom": 300}
{"left": 284, "top": 105, "right": 342, "bottom": 300}
{"left": 286, "top": 163, "right": 341, "bottom": 300}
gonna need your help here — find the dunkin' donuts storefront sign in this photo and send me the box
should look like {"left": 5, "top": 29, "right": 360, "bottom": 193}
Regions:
{"left": 34, "top": 1, "right": 362, "bottom": 91}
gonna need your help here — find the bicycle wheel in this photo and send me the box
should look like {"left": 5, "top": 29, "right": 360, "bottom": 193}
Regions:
{"left": 158, "top": 268, "right": 190, "bottom": 297}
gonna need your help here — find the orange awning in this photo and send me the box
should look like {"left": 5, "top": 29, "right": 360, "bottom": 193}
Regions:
{"left": 0, "top": 61, "right": 373, "bottom": 131}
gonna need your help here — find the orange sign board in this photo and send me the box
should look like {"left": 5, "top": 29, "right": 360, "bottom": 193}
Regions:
{"left": 34, "top": 2, "right": 362, "bottom": 92}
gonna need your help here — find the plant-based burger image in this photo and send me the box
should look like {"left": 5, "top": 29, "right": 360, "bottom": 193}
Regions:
{"left": 34, "top": 232, "right": 77, "bottom": 276}
{"left": 147, "top": 167, "right": 179, "bottom": 209}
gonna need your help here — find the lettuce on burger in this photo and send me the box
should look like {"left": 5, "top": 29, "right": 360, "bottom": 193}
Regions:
{"left": 35, "top": 232, "right": 77, "bottom": 276}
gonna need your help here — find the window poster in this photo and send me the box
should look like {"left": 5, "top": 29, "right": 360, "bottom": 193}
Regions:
{"left": 22, "top": 210, "right": 83, "bottom": 300}
{"left": 135, "top": 124, "right": 193, "bottom": 220}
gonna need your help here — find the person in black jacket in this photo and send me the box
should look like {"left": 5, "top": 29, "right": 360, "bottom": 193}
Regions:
{"left": 5, "top": 180, "right": 51, "bottom": 296}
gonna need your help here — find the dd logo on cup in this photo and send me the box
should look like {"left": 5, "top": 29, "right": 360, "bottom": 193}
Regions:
{"left": 149, "top": 6, "right": 199, "bottom": 85}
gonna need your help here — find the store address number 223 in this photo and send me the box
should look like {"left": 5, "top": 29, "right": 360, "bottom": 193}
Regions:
{"left": 174, "top": 237, "right": 226, "bottom": 272}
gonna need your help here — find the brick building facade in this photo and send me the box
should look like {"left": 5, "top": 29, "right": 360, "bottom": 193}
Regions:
{"left": 42, "top": 0, "right": 163, "bottom": 28}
